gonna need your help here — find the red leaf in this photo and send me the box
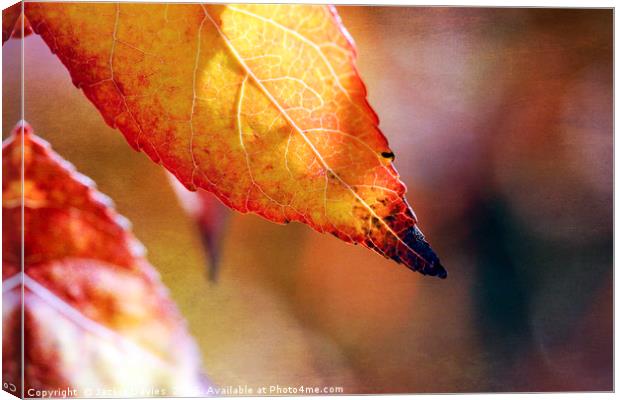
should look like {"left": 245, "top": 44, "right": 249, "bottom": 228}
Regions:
{"left": 2, "top": 122, "right": 208, "bottom": 396}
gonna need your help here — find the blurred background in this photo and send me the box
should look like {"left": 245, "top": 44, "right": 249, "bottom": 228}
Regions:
{"left": 3, "top": 6, "right": 612, "bottom": 393}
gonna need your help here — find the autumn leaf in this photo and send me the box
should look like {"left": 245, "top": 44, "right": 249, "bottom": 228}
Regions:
{"left": 24, "top": 3, "right": 446, "bottom": 278}
{"left": 168, "top": 173, "right": 229, "bottom": 281}
{"left": 2, "top": 122, "right": 208, "bottom": 396}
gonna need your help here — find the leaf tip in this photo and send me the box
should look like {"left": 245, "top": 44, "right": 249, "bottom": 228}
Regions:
{"left": 403, "top": 225, "right": 447, "bottom": 279}
{"left": 424, "top": 259, "right": 447, "bottom": 279}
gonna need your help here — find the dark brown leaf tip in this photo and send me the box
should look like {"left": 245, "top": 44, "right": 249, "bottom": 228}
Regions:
{"left": 403, "top": 226, "right": 447, "bottom": 279}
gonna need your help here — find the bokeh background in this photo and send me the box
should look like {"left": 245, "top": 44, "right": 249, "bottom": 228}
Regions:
{"left": 3, "top": 5, "right": 612, "bottom": 393}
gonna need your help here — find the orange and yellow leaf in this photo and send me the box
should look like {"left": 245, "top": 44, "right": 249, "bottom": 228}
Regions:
{"left": 25, "top": 3, "right": 446, "bottom": 277}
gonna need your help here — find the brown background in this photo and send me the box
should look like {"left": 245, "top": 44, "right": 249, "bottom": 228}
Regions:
{"left": 3, "top": 6, "right": 612, "bottom": 393}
